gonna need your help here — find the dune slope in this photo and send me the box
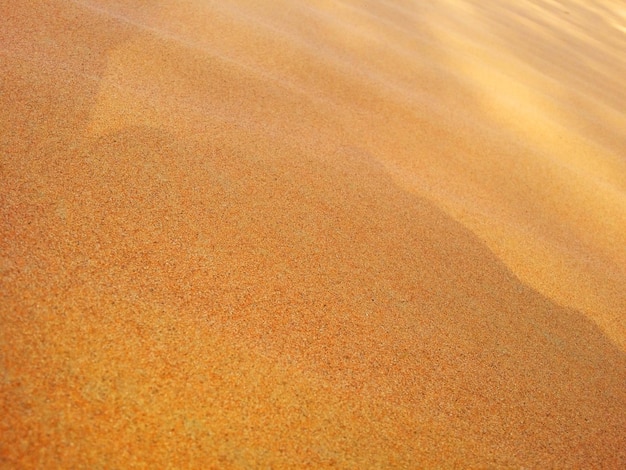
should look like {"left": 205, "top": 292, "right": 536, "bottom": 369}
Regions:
{"left": 2, "top": 0, "right": 625, "bottom": 467}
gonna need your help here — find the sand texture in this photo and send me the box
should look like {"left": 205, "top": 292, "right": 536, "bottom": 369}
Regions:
{"left": 2, "top": 0, "right": 626, "bottom": 467}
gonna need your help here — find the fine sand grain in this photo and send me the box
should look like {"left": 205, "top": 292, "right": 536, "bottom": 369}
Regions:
{"left": 2, "top": 0, "right": 626, "bottom": 467}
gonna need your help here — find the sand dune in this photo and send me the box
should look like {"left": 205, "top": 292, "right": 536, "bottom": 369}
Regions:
{"left": 2, "top": 0, "right": 625, "bottom": 467}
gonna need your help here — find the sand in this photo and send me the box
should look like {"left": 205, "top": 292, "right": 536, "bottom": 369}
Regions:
{"left": 1, "top": 0, "right": 625, "bottom": 467}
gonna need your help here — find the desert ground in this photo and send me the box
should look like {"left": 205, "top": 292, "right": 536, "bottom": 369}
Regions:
{"left": 2, "top": 0, "right": 626, "bottom": 467}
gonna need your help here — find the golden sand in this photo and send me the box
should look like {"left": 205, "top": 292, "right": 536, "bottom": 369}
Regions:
{"left": 2, "top": 0, "right": 625, "bottom": 467}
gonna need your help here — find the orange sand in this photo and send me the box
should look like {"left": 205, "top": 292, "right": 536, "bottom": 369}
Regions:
{"left": 2, "top": 0, "right": 626, "bottom": 467}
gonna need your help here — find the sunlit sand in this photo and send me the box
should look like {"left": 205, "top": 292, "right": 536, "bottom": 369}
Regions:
{"left": 2, "top": 0, "right": 625, "bottom": 467}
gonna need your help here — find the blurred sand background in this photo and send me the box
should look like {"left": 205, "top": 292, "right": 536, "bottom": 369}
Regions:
{"left": 2, "top": 0, "right": 626, "bottom": 467}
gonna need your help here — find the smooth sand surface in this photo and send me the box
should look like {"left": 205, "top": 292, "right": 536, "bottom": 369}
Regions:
{"left": 2, "top": 0, "right": 626, "bottom": 467}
